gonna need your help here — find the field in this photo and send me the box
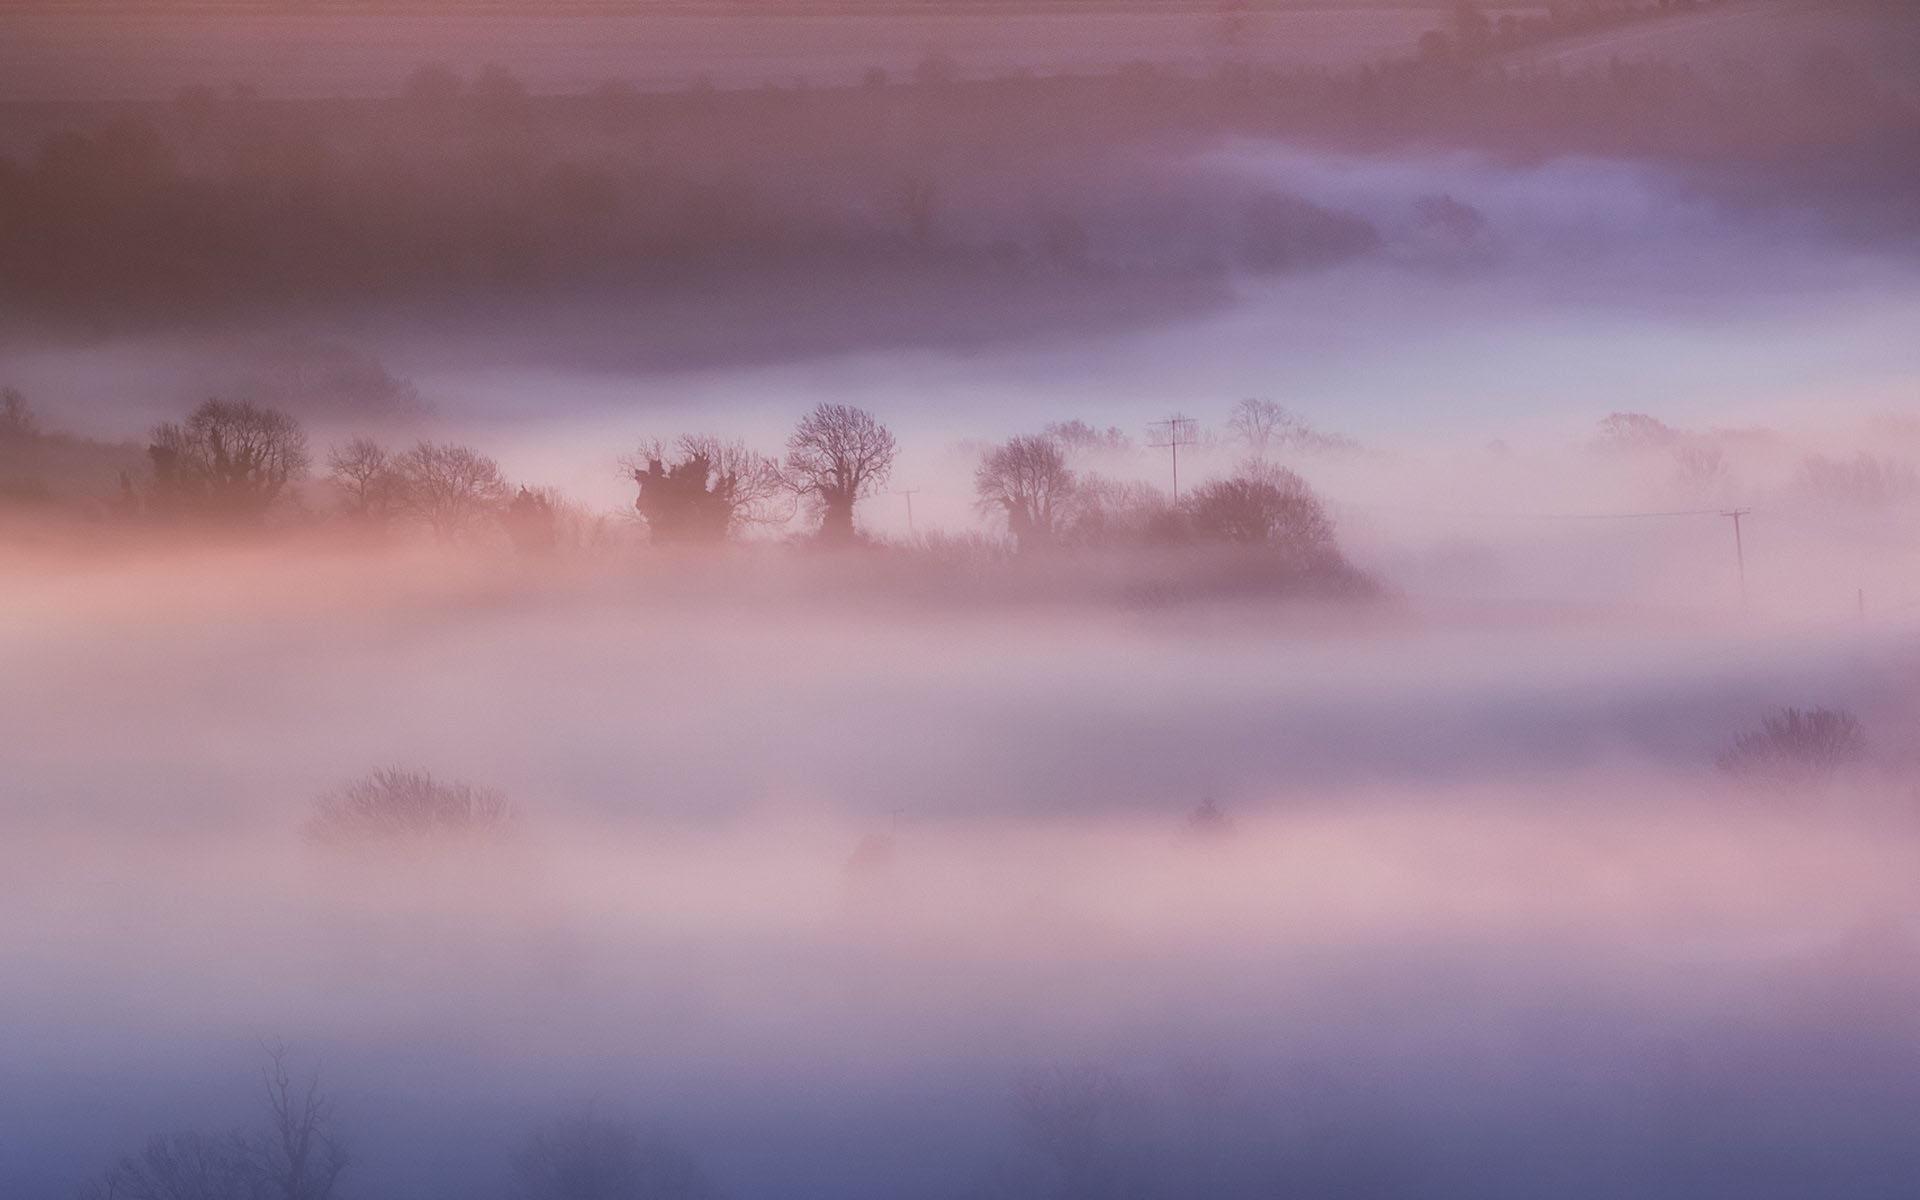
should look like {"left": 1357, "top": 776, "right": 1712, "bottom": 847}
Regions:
{"left": 1499, "top": 0, "right": 1920, "bottom": 87}
{"left": 0, "top": 4, "right": 1461, "bottom": 100}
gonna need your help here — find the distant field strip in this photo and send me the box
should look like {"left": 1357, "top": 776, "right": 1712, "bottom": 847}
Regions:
{"left": 1499, "top": 0, "right": 1918, "bottom": 80}
{"left": 0, "top": 5, "right": 1454, "bottom": 100}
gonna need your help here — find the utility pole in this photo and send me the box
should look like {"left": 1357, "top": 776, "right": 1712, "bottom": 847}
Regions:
{"left": 1721, "top": 508, "right": 1750, "bottom": 606}
{"left": 1148, "top": 414, "right": 1199, "bottom": 503}
{"left": 895, "top": 488, "right": 920, "bottom": 537}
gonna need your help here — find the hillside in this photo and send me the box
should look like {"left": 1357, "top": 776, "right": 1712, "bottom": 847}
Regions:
{"left": 1497, "top": 0, "right": 1920, "bottom": 88}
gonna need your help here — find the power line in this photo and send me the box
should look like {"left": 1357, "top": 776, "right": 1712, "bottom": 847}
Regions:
{"left": 1721, "top": 507, "right": 1751, "bottom": 607}
{"left": 1346, "top": 503, "right": 1736, "bottom": 521}
{"left": 1147, "top": 414, "right": 1199, "bottom": 503}
{"left": 893, "top": 488, "right": 920, "bottom": 537}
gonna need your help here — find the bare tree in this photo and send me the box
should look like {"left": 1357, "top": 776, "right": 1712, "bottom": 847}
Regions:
{"left": 1593, "top": 411, "right": 1682, "bottom": 454}
{"left": 306, "top": 768, "right": 512, "bottom": 845}
{"left": 251, "top": 1044, "right": 349, "bottom": 1200}
{"left": 1226, "top": 398, "right": 1355, "bottom": 458}
{"left": 512, "top": 1114, "right": 721, "bottom": 1200}
{"left": 325, "top": 436, "right": 399, "bottom": 523}
{"left": 1718, "top": 707, "right": 1866, "bottom": 793}
{"left": 79, "top": 1046, "right": 347, "bottom": 1200}
{"left": 81, "top": 1131, "right": 256, "bottom": 1200}
{"left": 391, "top": 440, "right": 509, "bottom": 540}
{"left": 781, "top": 404, "right": 896, "bottom": 542}
{"left": 148, "top": 399, "right": 309, "bottom": 519}
{"left": 1225, "top": 398, "right": 1284, "bottom": 457}
{"left": 1062, "top": 475, "right": 1174, "bottom": 549}
{"left": 1015, "top": 1065, "right": 1125, "bottom": 1200}
{"left": 1042, "top": 420, "right": 1131, "bottom": 455}
{"left": 629, "top": 434, "right": 785, "bottom": 544}
{"left": 1671, "top": 440, "right": 1728, "bottom": 497}
{"left": 974, "top": 434, "right": 1076, "bottom": 553}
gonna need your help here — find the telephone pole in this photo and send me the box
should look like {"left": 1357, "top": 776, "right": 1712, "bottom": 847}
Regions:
{"left": 895, "top": 488, "right": 920, "bottom": 537}
{"left": 1148, "top": 414, "right": 1199, "bottom": 502}
{"left": 1721, "top": 508, "right": 1750, "bottom": 606}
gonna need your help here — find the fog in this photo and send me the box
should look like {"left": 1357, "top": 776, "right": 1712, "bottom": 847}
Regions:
{"left": 5, "top": 545, "right": 1920, "bottom": 1198}
{"left": 5, "top": 4, "right": 1920, "bottom": 1198}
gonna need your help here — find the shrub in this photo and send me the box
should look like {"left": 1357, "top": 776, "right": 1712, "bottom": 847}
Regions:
{"left": 1717, "top": 707, "right": 1866, "bottom": 792}
{"left": 306, "top": 768, "right": 512, "bottom": 845}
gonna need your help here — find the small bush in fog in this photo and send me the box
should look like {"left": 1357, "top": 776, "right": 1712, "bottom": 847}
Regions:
{"left": 1186, "top": 796, "right": 1234, "bottom": 837}
{"left": 1184, "top": 465, "right": 1336, "bottom": 564}
{"left": 1717, "top": 707, "right": 1866, "bottom": 792}
{"left": 306, "top": 768, "right": 512, "bottom": 845}
{"left": 512, "top": 1114, "right": 721, "bottom": 1200}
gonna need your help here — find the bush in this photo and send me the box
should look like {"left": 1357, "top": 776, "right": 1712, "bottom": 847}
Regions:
{"left": 306, "top": 768, "right": 512, "bottom": 845}
{"left": 1717, "top": 707, "right": 1866, "bottom": 792}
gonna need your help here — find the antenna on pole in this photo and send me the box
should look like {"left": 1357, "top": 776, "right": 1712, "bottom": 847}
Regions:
{"left": 895, "top": 488, "right": 920, "bottom": 537}
{"left": 1148, "top": 414, "right": 1199, "bottom": 503}
{"left": 1721, "top": 508, "right": 1751, "bottom": 607}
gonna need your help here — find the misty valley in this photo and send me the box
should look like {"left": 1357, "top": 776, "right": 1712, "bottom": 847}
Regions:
{"left": 4, "top": 2, "right": 1920, "bottom": 1199}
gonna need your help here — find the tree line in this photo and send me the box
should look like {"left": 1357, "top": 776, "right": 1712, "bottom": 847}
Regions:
{"left": 1, "top": 389, "right": 1370, "bottom": 594}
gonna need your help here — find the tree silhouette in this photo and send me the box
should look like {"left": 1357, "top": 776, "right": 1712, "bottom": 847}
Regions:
{"left": 781, "top": 404, "right": 896, "bottom": 542}
{"left": 631, "top": 435, "right": 783, "bottom": 544}
{"left": 505, "top": 486, "right": 559, "bottom": 556}
{"left": 975, "top": 434, "right": 1076, "bottom": 553}
{"left": 1184, "top": 465, "right": 1335, "bottom": 563}
{"left": 148, "top": 399, "right": 309, "bottom": 520}
{"left": 391, "top": 440, "right": 509, "bottom": 541}
{"left": 79, "top": 1046, "right": 347, "bottom": 1200}
{"left": 253, "top": 1044, "right": 349, "bottom": 1200}
{"left": 325, "top": 436, "right": 399, "bottom": 524}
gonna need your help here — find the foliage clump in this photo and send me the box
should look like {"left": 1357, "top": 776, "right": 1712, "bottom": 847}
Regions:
{"left": 1717, "top": 707, "right": 1866, "bottom": 793}
{"left": 306, "top": 768, "right": 512, "bottom": 845}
